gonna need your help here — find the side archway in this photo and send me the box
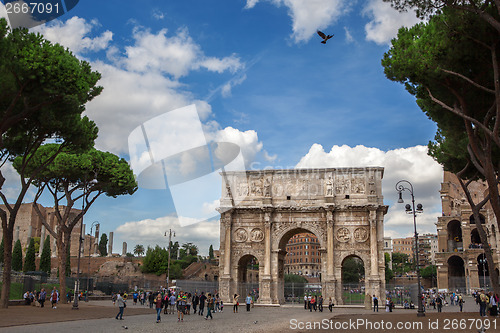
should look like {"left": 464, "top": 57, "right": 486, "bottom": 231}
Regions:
{"left": 235, "top": 254, "right": 261, "bottom": 303}
{"left": 447, "top": 255, "right": 466, "bottom": 292}
{"left": 341, "top": 254, "right": 365, "bottom": 305}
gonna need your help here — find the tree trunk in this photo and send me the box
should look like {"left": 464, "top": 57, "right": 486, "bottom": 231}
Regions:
{"left": 472, "top": 208, "right": 500, "bottom": 296}
{"left": 0, "top": 225, "right": 12, "bottom": 308}
{"left": 56, "top": 231, "right": 68, "bottom": 304}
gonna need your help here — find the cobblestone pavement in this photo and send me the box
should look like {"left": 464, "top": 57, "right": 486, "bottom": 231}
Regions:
{"left": 0, "top": 296, "right": 495, "bottom": 333}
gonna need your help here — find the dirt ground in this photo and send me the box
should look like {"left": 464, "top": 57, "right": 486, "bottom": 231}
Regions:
{"left": 0, "top": 301, "right": 151, "bottom": 328}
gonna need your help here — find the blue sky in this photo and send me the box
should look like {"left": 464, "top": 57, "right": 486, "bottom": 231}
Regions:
{"left": 1, "top": 0, "right": 444, "bottom": 255}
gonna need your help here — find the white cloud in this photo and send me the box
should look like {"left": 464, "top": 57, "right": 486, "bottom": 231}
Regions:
{"left": 32, "top": 17, "right": 113, "bottom": 54}
{"left": 199, "top": 54, "right": 243, "bottom": 74}
{"left": 115, "top": 215, "right": 220, "bottom": 256}
{"left": 245, "top": 0, "right": 349, "bottom": 43}
{"left": 296, "top": 144, "right": 443, "bottom": 238}
{"left": 86, "top": 61, "right": 206, "bottom": 154}
{"left": 212, "top": 126, "right": 263, "bottom": 168}
{"left": 122, "top": 27, "right": 243, "bottom": 78}
{"left": 244, "top": 0, "right": 261, "bottom": 9}
{"left": 32, "top": 17, "right": 250, "bottom": 156}
{"left": 344, "top": 26, "right": 355, "bottom": 43}
{"left": 152, "top": 9, "right": 165, "bottom": 20}
{"left": 362, "top": 0, "right": 422, "bottom": 45}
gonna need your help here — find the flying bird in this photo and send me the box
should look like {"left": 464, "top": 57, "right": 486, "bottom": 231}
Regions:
{"left": 317, "top": 30, "right": 334, "bottom": 44}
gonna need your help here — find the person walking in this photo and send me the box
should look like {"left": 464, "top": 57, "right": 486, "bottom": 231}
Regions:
{"left": 205, "top": 293, "right": 214, "bottom": 320}
{"left": 310, "top": 296, "right": 316, "bottom": 312}
{"left": 177, "top": 292, "right": 187, "bottom": 322}
{"left": 186, "top": 293, "right": 192, "bottom": 315}
{"left": 192, "top": 292, "right": 199, "bottom": 314}
{"left": 199, "top": 292, "right": 207, "bottom": 316}
{"left": 215, "top": 295, "right": 220, "bottom": 312}
{"left": 304, "top": 294, "right": 308, "bottom": 310}
{"left": 245, "top": 293, "right": 252, "bottom": 311}
{"left": 39, "top": 288, "right": 47, "bottom": 308}
{"left": 155, "top": 294, "right": 162, "bottom": 323}
{"left": 318, "top": 295, "right": 323, "bottom": 312}
{"left": 489, "top": 292, "right": 498, "bottom": 317}
{"left": 115, "top": 292, "right": 126, "bottom": 320}
{"left": 233, "top": 294, "right": 239, "bottom": 313}
{"left": 458, "top": 294, "right": 464, "bottom": 312}
{"left": 479, "top": 290, "right": 489, "bottom": 317}
{"left": 372, "top": 295, "right": 378, "bottom": 312}
{"left": 169, "top": 293, "right": 176, "bottom": 314}
{"left": 328, "top": 297, "right": 333, "bottom": 312}
{"left": 163, "top": 293, "right": 169, "bottom": 314}
{"left": 50, "top": 287, "right": 59, "bottom": 309}
{"left": 436, "top": 295, "right": 443, "bottom": 313}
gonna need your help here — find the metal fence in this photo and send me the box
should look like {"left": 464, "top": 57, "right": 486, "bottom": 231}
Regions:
{"left": 385, "top": 284, "right": 414, "bottom": 306}
{"left": 175, "top": 280, "right": 219, "bottom": 296}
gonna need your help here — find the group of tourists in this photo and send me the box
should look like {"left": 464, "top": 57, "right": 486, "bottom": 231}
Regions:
{"left": 22, "top": 287, "right": 59, "bottom": 309}
{"left": 474, "top": 289, "right": 499, "bottom": 317}
{"left": 114, "top": 288, "right": 253, "bottom": 323}
{"left": 303, "top": 294, "right": 333, "bottom": 312}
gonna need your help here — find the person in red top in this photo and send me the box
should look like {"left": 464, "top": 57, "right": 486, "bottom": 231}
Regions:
{"left": 310, "top": 296, "right": 316, "bottom": 312}
{"left": 155, "top": 294, "right": 162, "bottom": 323}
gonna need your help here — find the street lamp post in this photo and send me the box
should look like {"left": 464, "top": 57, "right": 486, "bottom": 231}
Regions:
{"left": 165, "top": 229, "right": 175, "bottom": 288}
{"left": 396, "top": 180, "right": 425, "bottom": 317}
{"left": 479, "top": 257, "right": 487, "bottom": 289}
{"left": 86, "top": 221, "right": 99, "bottom": 301}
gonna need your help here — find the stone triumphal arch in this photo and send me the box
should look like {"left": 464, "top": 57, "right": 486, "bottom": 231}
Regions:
{"left": 218, "top": 168, "right": 387, "bottom": 305}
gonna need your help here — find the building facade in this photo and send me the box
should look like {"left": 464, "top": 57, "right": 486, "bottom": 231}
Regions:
{"left": 284, "top": 233, "right": 321, "bottom": 277}
{"left": 392, "top": 237, "right": 414, "bottom": 258}
{"left": 0, "top": 203, "right": 96, "bottom": 259}
{"left": 435, "top": 172, "right": 500, "bottom": 292}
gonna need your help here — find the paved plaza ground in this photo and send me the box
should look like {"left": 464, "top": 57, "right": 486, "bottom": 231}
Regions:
{"left": 0, "top": 296, "right": 497, "bottom": 333}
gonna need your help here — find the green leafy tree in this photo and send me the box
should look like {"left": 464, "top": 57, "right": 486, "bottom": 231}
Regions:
{"left": 170, "top": 241, "right": 180, "bottom": 260}
{"left": 181, "top": 242, "right": 198, "bottom": 258}
{"left": 421, "top": 265, "right": 437, "bottom": 280}
{"left": 134, "top": 244, "right": 145, "bottom": 257}
{"left": 169, "top": 262, "right": 183, "bottom": 280}
{"left": 382, "top": 7, "right": 500, "bottom": 295}
{"left": 33, "top": 237, "right": 40, "bottom": 255}
{"left": 209, "top": 245, "right": 214, "bottom": 260}
{"left": 39, "top": 235, "right": 51, "bottom": 274}
{"left": 23, "top": 238, "right": 36, "bottom": 272}
{"left": 11, "top": 240, "right": 22, "bottom": 272}
{"left": 341, "top": 257, "right": 365, "bottom": 283}
{"left": 18, "top": 144, "right": 137, "bottom": 302}
{"left": 99, "top": 234, "right": 108, "bottom": 257}
{"left": 385, "top": 253, "right": 394, "bottom": 283}
{"left": 391, "top": 252, "right": 412, "bottom": 275}
{"left": 0, "top": 18, "right": 102, "bottom": 308}
{"left": 141, "top": 245, "right": 168, "bottom": 275}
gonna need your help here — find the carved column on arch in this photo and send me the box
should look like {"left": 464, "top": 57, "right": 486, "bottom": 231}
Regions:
{"left": 326, "top": 209, "right": 334, "bottom": 277}
{"left": 219, "top": 211, "right": 233, "bottom": 304}
{"left": 366, "top": 208, "right": 381, "bottom": 308}
{"left": 323, "top": 207, "right": 336, "bottom": 303}
{"left": 260, "top": 209, "right": 273, "bottom": 304}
